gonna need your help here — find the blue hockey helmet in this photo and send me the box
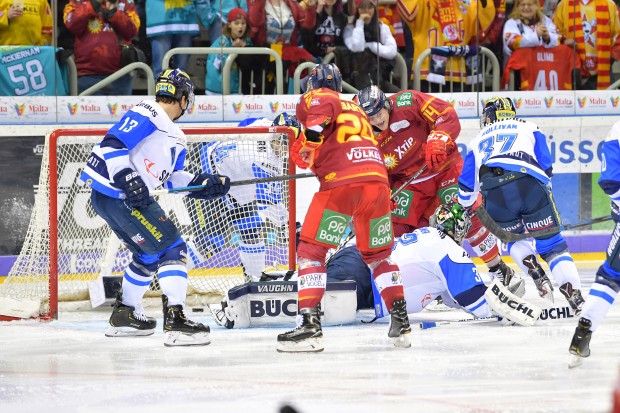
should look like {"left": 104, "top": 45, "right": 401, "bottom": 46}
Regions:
{"left": 306, "top": 63, "right": 343, "bottom": 92}
{"left": 356, "top": 85, "right": 390, "bottom": 117}
{"left": 480, "top": 97, "right": 516, "bottom": 128}
{"left": 155, "top": 68, "right": 195, "bottom": 115}
{"left": 429, "top": 202, "right": 472, "bottom": 246}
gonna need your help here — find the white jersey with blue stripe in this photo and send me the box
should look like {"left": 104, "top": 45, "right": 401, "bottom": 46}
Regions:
{"left": 458, "top": 118, "right": 553, "bottom": 208}
{"left": 391, "top": 227, "right": 484, "bottom": 313}
{"left": 80, "top": 100, "right": 193, "bottom": 198}
{"left": 599, "top": 121, "right": 620, "bottom": 207}
{"left": 199, "top": 117, "right": 284, "bottom": 206}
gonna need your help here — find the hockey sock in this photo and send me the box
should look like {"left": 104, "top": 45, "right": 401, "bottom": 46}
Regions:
{"left": 507, "top": 240, "right": 538, "bottom": 275}
{"left": 466, "top": 215, "right": 500, "bottom": 264}
{"left": 157, "top": 263, "right": 189, "bottom": 307}
{"left": 297, "top": 265, "right": 326, "bottom": 310}
{"left": 238, "top": 240, "right": 266, "bottom": 282}
{"left": 121, "top": 262, "right": 155, "bottom": 307}
{"left": 371, "top": 259, "right": 404, "bottom": 311}
{"left": 581, "top": 278, "right": 619, "bottom": 332}
{"left": 547, "top": 253, "right": 581, "bottom": 289}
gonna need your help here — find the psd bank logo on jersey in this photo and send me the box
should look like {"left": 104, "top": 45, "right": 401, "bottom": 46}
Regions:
{"left": 370, "top": 214, "right": 393, "bottom": 247}
{"left": 316, "top": 210, "right": 350, "bottom": 245}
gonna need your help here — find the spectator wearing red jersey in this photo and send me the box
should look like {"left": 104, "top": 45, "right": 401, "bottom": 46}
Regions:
{"left": 64, "top": 0, "right": 140, "bottom": 95}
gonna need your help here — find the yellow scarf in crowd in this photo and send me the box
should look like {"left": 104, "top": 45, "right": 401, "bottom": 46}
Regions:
{"left": 567, "top": 0, "right": 612, "bottom": 88}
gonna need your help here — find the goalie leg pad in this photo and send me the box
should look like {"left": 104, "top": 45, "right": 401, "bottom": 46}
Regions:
{"left": 222, "top": 281, "right": 357, "bottom": 328}
{"left": 484, "top": 279, "right": 542, "bottom": 326}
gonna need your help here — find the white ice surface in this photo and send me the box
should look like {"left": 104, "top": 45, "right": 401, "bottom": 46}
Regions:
{"left": 1, "top": 265, "right": 619, "bottom": 413}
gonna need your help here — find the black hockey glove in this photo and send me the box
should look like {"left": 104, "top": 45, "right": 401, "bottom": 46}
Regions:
{"left": 113, "top": 168, "right": 150, "bottom": 209}
{"left": 187, "top": 173, "right": 231, "bottom": 200}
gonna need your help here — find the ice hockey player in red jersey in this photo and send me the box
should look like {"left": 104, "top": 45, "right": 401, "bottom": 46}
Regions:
{"left": 356, "top": 85, "right": 526, "bottom": 295}
{"left": 276, "top": 63, "right": 411, "bottom": 352}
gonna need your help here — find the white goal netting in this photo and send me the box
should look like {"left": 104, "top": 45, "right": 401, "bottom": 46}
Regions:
{"left": 0, "top": 127, "right": 297, "bottom": 319}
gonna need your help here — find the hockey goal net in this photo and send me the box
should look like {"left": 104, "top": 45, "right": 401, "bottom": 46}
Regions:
{"left": 0, "top": 127, "right": 298, "bottom": 320}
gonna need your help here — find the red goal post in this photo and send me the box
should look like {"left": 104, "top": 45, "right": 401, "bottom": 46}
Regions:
{"left": 0, "top": 126, "right": 299, "bottom": 320}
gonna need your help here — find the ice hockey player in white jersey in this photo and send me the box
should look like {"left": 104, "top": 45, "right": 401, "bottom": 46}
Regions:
{"left": 190, "top": 113, "right": 300, "bottom": 282}
{"left": 80, "top": 69, "right": 231, "bottom": 346}
{"left": 327, "top": 202, "right": 540, "bottom": 326}
{"left": 569, "top": 120, "right": 620, "bottom": 368}
{"left": 458, "top": 97, "right": 584, "bottom": 314}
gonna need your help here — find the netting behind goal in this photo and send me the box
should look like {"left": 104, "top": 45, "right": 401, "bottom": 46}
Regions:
{"left": 0, "top": 127, "right": 297, "bottom": 320}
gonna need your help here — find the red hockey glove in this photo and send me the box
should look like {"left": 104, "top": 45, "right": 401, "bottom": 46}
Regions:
{"left": 290, "top": 131, "right": 322, "bottom": 169}
{"left": 425, "top": 130, "right": 456, "bottom": 171}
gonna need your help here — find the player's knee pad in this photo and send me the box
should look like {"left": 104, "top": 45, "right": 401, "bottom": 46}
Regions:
{"left": 367, "top": 256, "right": 395, "bottom": 271}
{"left": 297, "top": 240, "right": 329, "bottom": 263}
{"left": 159, "top": 239, "right": 188, "bottom": 267}
{"left": 536, "top": 234, "right": 569, "bottom": 263}
{"left": 128, "top": 259, "right": 158, "bottom": 279}
{"left": 466, "top": 225, "right": 499, "bottom": 261}
{"left": 507, "top": 240, "right": 536, "bottom": 263}
{"left": 297, "top": 257, "right": 324, "bottom": 270}
{"left": 595, "top": 268, "right": 620, "bottom": 293}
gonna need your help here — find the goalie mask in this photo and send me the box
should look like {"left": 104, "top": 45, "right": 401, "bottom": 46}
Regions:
{"left": 480, "top": 97, "right": 516, "bottom": 128}
{"left": 429, "top": 203, "right": 472, "bottom": 246}
{"left": 155, "top": 68, "right": 195, "bottom": 119}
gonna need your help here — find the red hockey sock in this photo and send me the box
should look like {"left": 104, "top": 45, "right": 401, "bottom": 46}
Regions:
{"left": 372, "top": 260, "right": 404, "bottom": 311}
{"left": 297, "top": 265, "right": 326, "bottom": 310}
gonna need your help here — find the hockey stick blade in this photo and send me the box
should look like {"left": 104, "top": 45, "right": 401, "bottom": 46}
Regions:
{"left": 419, "top": 316, "right": 500, "bottom": 329}
{"left": 475, "top": 207, "right": 612, "bottom": 243}
{"left": 151, "top": 172, "right": 315, "bottom": 195}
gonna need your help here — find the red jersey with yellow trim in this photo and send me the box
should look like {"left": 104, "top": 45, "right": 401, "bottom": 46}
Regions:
{"left": 503, "top": 45, "right": 581, "bottom": 91}
{"left": 295, "top": 88, "right": 389, "bottom": 190}
{"left": 380, "top": 90, "right": 461, "bottom": 182}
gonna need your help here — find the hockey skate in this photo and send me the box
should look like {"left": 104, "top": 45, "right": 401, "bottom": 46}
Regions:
{"left": 522, "top": 254, "right": 554, "bottom": 302}
{"left": 105, "top": 293, "right": 156, "bottom": 337}
{"left": 489, "top": 260, "right": 526, "bottom": 298}
{"left": 569, "top": 317, "right": 592, "bottom": 368}
{"left": 559, "top": 283, "right": 585, "bottom": 315}
{"left": 276, "top": 306, "right": 323, "bottom": 353}
{"left": 162, "top": 295, "right": 210, "bottom": 347}
{"left": 388, "top": 298, "right": 412, "bottom": 348}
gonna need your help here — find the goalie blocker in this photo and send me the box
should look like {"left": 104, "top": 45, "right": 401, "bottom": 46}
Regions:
{"left": 211, "top": 281, "right": 357, "bottom": 328}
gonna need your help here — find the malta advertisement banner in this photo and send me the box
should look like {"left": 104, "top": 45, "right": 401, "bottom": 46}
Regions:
{"left": 1, "top": 90, "right": 619, "bottom": 124}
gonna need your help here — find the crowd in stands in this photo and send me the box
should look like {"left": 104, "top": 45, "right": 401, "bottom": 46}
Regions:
{"left": 1, "top": 0, "right": 620, "bottom": 96}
